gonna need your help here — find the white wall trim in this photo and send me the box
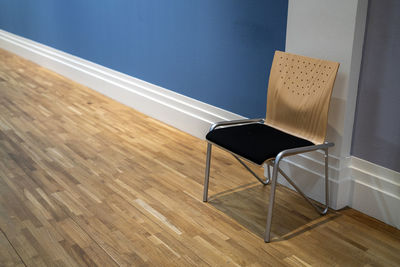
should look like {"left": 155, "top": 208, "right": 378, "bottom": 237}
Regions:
{"left": 0, "top": 29, "right": 244, "bottom": 139}
{"left": 349, "top": 157, "right": 400, "bottom": 229}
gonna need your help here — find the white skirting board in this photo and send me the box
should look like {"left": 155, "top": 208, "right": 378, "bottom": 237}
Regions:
{"left": 1, "top": 29, "right": 399, "bottom": 229}
{"left": 349, "top": 157, "right": 400, "bottom": 229}
{"left": 0, "top": 29, "right": 244, "bottom": 140}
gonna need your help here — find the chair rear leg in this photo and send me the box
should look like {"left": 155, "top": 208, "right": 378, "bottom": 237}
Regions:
{"left": 323, "top": 147, "right": 329, "bottom": 214}
{"left": 266, "top": 163, "right": 271, "bottom": 182}
{"left": 203, "top": 143, "right": 212, "bottom": 202}
{"left": 264, "top": 159, "right": 280, "bottom": 242}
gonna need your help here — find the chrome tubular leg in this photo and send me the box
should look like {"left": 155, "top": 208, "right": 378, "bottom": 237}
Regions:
{"left": 267, "top": 162, "right": 271, "bottom": 181}
{"left": 323, "top": 148, "right": 329, "bottom": 214}
{"left": 233, "top": 155, "right": 269, "bottom": 185}
{"left": 203, "top": 143, "right": 212, "bottom": 202}
{"left": 264, "top": 159, "right": 280, "bottom": 242}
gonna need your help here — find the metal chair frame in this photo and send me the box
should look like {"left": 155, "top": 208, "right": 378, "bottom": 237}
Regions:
{"left": 203, "top": 118, "right": 333, "bottom": 243}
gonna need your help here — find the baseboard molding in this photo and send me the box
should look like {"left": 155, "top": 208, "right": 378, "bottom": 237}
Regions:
{"left": 349, "top": 157, "right": 400, "bottom": 229}
{"left": 2, "top": 29, "right": 398, "bottom": 230}
{"left": 269, "top": 155, "right": 400, "bottom": 229}
{"left": 0, "top": 29, "right": 244, "bottom": 139}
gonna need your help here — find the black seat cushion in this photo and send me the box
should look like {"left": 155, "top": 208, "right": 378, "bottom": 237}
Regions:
{"left": 206, "top": 123, "right": 314, "bottom": 165}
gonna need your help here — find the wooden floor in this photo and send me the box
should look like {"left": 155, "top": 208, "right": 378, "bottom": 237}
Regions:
{"left": 0, "top": 48, "right": 399, "bottom": 266}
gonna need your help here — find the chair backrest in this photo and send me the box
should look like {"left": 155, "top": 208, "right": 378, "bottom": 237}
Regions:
{"left": 265, "top": 51, "right": 339, "bottom": 144}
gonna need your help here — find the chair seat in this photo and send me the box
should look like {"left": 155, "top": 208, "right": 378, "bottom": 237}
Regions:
{"left": 206, "top": 123, "right": 314, "bottom": 165}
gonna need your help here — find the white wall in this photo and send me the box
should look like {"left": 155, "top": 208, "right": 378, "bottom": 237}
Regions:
{"left": 281, "top": 0, "right": 399, "bottom": 229}
{"left": 282, "top": 0, "right": 368, "bottom": 209}
{"left": 286, "top": 0, "right": 368, "bottom": 158}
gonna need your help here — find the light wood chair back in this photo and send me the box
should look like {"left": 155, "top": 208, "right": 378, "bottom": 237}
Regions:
{"left": 265, "top": 51, "right": 339, "bottom": 144}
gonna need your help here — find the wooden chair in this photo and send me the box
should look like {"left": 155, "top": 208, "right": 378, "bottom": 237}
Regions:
{"left": 203, "top": 51, "right": 339, "bottom": 242}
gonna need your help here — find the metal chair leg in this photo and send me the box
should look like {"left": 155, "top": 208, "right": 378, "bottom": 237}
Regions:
{"left": 323, "top": 147, "right": 329, "bottom": 214}
{"left": 266, "top": 162, "right": 271, "bottom": 181}
{"left": 264, "top": 148, "right": 330, "bottom": 242}
{"left": 264, "top": 158, "right": 280, "bottom": 242}
{"left": 204, "top": 141, "right": 332, "bottom": 242}
{"left": 203, "top": 143, "right": 212, "bottom": 202}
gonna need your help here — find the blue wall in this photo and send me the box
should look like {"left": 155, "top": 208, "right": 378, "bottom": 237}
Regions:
{"left": 0, "top": 0, "right": 288, "bottom": 118}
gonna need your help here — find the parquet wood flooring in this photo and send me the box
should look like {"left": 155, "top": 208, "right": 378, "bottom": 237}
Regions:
{"left": 0, "top": 48, "right": 399, "bottom": 266}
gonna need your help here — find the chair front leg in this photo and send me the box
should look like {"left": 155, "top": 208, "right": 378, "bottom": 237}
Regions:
{"left": 264, "top": 157, "right": 281, "bottom": 242}
{"left": 203, "top": 143, "right": 212, "bottom": 202}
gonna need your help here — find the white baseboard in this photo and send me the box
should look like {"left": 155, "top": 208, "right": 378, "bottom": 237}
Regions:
{"left": 1, "top": 29, "right": 398, "bottom": 230}
{"left": 0, "top": 29, "right": 244, "bottom": 139}
{"left": 349, "top": 157, "right": 400, "bottom": 229}
{"left": 268, "top": 154, "right": 400, "bottom": 229}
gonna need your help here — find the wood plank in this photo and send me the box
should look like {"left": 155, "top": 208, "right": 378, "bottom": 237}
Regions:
{"left": 0, "top": 229, "right": 24, "bottom": 267}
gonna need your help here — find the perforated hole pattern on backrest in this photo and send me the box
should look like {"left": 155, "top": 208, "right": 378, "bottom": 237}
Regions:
{"left": 276, "top": 54, "right": 335, "bottom": 96}
{"left": 266, "top": 51, "right": 339, "bottom": 144}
